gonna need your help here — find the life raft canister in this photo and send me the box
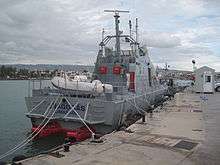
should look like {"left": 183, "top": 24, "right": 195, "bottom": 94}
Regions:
{"left": 113, "top": 65, "right": 122, "bottom": 74}
{"left": 99, "top": 66, "right": 108, "bottom": 74}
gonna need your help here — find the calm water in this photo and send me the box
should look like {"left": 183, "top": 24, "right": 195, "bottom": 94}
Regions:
{"left": 0, "top": 80, "right": 65, "bottom": 162}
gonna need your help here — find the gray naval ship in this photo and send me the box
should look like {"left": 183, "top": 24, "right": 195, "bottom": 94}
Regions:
{"left": 25, "top": 10, "right": 170, "bottom": 138}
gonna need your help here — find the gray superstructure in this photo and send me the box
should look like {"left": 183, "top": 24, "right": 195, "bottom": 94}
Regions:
{"left": 25, "top": 10, "right": 169, "bottom": 135}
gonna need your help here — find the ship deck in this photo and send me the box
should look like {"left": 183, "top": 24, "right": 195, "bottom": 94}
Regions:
{"left": 18, "top": 91, "right": 220, "bottom": 165}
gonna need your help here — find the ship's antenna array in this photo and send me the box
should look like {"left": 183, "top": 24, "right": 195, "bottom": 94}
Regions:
{"left": 129, "top": 20, "right": 134, "bottom": 53}
{"left": 135, "top": 18, "right": 138, "bottom": 44}
{"left": 129, "top": 20, "right": 132, "bottom": 37}
{"left": 102, "top": 28, "right": 105, "bottom": 41}
{"left": 104, "top": 10, "right": 129, "bottom": 59}
{"left": 102, "top": 28, "right": 105, "bottom": 57}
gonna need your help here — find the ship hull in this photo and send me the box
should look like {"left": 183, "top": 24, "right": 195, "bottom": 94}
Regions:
{"left": 25, "top": 88, "right": 167, "bottom": 137}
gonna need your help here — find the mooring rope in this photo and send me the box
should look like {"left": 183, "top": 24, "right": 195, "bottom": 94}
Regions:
{"left": 65, "top": 97, "right": 95, "bottom": 139}
{"left": 27, "top": 96, "right": 49, "bottom": 114}
{"left": 0, "top": 95, "right": 62, "bottom": 160}
{"left": 126, "top": 99, "right": 145, "bottom": 115}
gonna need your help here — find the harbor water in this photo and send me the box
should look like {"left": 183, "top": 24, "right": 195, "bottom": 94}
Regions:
{"left": 0, "top": 80, "right": 65, "bottom": 162}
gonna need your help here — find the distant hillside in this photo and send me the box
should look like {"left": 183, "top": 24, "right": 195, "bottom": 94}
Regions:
{"left": 0, "top": 64, "right": 94, "bottom": 72}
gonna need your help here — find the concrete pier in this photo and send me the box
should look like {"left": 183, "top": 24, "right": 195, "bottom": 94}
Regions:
{"left": 18, "top": 92, "right": 220, "bottom": 165}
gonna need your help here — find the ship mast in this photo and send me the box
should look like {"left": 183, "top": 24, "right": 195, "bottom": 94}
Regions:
{"left": 135, "top": 18, "right": 139, "bottom": 55}
{"left": 102, "top": 28, "right": 105, "bottom": 57}
{"left": 135, "top": 18, "right": 138, "bottom": 44}
{"left": 104, "top": 10, "right": 129, "bottom": 59}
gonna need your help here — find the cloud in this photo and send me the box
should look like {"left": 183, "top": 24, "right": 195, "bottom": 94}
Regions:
{"left": 0, "top": 0, "right": 219, "bottom": 71}
{"left": 150, "top": 43, "right": 220, "bottom": 71}
{"left": 142, "top": 32, "right": 181, "bottom": 48}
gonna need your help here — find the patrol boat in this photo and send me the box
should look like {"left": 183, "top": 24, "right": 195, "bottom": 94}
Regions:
{"left": 25, "top": 10, "right": 169, "bottom": 140}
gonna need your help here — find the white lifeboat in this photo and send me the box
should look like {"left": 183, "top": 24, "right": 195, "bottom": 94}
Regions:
{"left": 51, "top": 74, "right": 113, "bottom": 94}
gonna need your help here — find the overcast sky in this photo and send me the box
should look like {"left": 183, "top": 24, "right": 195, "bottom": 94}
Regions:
{"left": 0, "top": 0, "right": 220, "bottom": 71}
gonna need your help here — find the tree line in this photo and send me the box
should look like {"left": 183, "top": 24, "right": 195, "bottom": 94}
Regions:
{"left": 0, "top": 65, "right": 54, "bottom": 79}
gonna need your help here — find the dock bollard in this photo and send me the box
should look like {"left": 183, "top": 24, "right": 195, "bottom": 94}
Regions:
{"left": 142, "top": 115, "right": 145, "bottom": 123}
{"left": 63, "top": 138, "right": 70, "bottom": 152}
{"left": 91, "top": 133, "right": 95, "bottom": 141}
{"left": 149, "top": 110, "right": 153, "bottom": 118}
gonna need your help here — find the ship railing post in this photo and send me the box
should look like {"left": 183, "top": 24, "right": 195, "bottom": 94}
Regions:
{"left": 32, "top": 80, "right": 35, "bottom": 90}
{"left": 83, "top": 102, "right": 90, "bottom": 120}
{"left": 77, "top": 80, "right": 79, "bottom": 98}
{"left": 28, "top": 79, "right": 30, "bottom": 97}
{"left": 43, "top": 96, "right": 59, "bottom": 117}
{"left": 40, "top": 79, "right": 42, "bottom": 90}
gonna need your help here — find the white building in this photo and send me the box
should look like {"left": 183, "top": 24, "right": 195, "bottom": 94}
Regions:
{"left": 194, "top": 66, "right": 215, "bottom": 93}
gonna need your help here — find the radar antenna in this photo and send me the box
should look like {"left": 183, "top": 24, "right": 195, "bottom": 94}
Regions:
{"left": 104, "top": 10, "right": 129, "bottom": 59}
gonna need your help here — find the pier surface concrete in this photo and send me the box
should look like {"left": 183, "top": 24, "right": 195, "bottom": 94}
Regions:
{"left": 19, "top": 92, "right": 220, "bottom": 165}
